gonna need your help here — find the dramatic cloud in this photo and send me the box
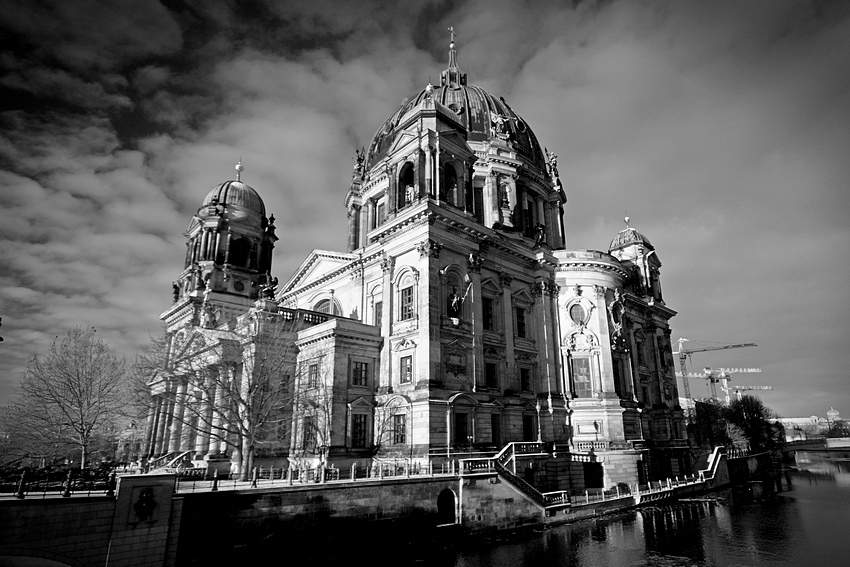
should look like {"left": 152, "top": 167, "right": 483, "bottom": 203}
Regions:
{"left": 0, "top": 0, "right": 848, "bottom": 419}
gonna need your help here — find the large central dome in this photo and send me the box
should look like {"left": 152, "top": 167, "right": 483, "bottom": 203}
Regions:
{"left": 365, "top": 40, "right": 547, "bottom": 173}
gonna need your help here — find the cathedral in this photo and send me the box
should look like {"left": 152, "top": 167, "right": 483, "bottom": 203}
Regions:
{"left": 143, "top": 37, "right": 688, "bottom": 488}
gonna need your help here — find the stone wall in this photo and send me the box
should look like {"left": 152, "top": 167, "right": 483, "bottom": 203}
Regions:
{"left": 0, "top": 474, "right": 179, "bottom": 567}
{"left": 0, "top": 497, "right": 115, "bottom": 566}
{"left": 459, "top": 474, "right": 542, "bottom": 533}
{"left": 174, "top": 476, "right": 460, "bottom": 564}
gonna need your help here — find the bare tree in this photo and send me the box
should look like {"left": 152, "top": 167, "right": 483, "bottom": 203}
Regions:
{"left": 16, "top": 327, "right": 126, "bottom": 469}
{"left": 723, "top": 395, "right": 781, "bottom": 453}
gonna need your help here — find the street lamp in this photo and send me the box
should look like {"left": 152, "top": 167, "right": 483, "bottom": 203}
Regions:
{"left": 535, "top": 400, "right": 542, "bottom": 443}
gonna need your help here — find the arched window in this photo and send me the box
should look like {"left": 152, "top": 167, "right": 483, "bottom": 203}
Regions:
{"left": 442, "top": 164, "right": 458, "bottom": 206}
{"left": 396, "top": 270, "right": 418, "bottom": 322}
{"left": 398, "top": 162, "right": 415, "bottom": 208}
{"left": 314, "top": 300, "right": 332, "bottom": 313}
{"left": 229, "top": 237, "right": 251, "bottom": 267}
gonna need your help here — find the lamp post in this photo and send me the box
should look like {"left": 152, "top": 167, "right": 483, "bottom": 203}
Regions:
{"left": 535, "top": 400, "right": 542, "bottom": 443}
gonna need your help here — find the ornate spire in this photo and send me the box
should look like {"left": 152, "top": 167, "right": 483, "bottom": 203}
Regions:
{"left": 441, "top": 26, "right": 466, "bottom": 88}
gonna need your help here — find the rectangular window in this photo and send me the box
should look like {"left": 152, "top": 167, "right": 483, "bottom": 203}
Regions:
{"left": 515, "top": 307, "right": 526, "bottom": 338}
{"left": 377, "top": 203, "right": 386, "bottom": 225}
{"left": 482, "top": 297, "right": 494, "bottom": 331}
{"left": 374, "top": 301, "right": 383, "bottom": 327}
{"left": 400, "top": 355, "right": 413, "bottom": 383}
{"left": 520, "top": 367, "right": 532, "bottom": 392}
{"left": 351, "top": 360, "right": 369, "bottom": 386}
{"left": 400, "top": 286, "right": 414, "bottom": 320}
{"left": 491, "top": 414, "right": 501, "bottom": 446}
{"left": 636, "top": 341, "right": 646, "bottom": 366}
{"left": 473, "top": 185, "right": 484, "bottom": 223}
{"left": 572, "top": 357, "right": 593, "bottom": 398}
{"left": 454, "top": 413, "right": 469, "bottom": 445}
{"left": 522, "top": 415, "right": 535, "bottom": 442}
{"left": 393, "top": 414, "right": 406, "bottom": 444}
{"left": 308, "top": 364, "right": 318, "bottom": 388}
{"left": 302, "top": 416, "right": 315, "bottom": 451}
{"left": 485, "top": 362, "right": 498, "bottom": 389}
{"left": 351, "top": 414, "right": 367, "bottom": 448}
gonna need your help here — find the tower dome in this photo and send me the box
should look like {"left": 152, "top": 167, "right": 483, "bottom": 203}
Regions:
{"left": 609, "top": 217, "right": 654, "bottom": 253}
{"left": 201, "top": 180, "right": 265, "bottom": 217}
{"left": 364, "top": 38, "right": 547, "bottom": 173}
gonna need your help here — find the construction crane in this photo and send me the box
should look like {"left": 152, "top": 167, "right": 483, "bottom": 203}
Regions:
{"left": 673, "top": 338, "right": 757, "bottom": 399}
{"left": 676, "top": 367, "right": 763, "bottom": 401}
{"left": 721, "top": 383, "right": 773, "bottom": 404}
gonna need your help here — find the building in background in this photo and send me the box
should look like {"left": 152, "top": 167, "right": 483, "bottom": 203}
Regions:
{"left": 144, "top": 38, "right": 687, "bottom": 487}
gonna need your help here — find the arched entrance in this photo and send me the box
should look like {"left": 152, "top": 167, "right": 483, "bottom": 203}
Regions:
{"left": 437, "top": 488, "right": 457, "bottom": 525}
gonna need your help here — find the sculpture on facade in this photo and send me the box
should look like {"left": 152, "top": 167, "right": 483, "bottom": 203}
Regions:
{"left": 448, "top": 287, "right": 461, "bottom": 318}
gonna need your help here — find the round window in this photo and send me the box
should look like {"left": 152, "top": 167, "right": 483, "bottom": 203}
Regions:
{"left": 569, "top": 304, "right": 586, "bottom": 325}
{"left": 233, "top": 281, "right": 245, "bottom": 292}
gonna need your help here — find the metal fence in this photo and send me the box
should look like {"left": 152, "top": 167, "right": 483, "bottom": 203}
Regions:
{"left": 0, "top": 468, "right": 116, "bottom": 499}
{"left": 173, "top": 460, "right": 459, "bottom": 493}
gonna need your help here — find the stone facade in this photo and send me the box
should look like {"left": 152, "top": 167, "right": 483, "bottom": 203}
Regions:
{"left": 143, "top": 39, "right": 688, "bottom": 487}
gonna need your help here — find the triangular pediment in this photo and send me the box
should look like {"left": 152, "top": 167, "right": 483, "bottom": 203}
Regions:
{"left": 512, "top": 288, "right": 535, "bottom": 305}
{"left": 184, "top": 215, "right": 203, "bottom": 236}
{"left": 280, "top": 249, "right": 357, "bottom": 294}
{"left": 481, "top": 277, "right": 502, "bottom": 295}
{"left": 434, "top": 129, "right": 475, "bottom": 159}
{"left": 171, "top": 328, "right": 241, "bottom": 368}
{"left": 385, "top": 130, "right": 419, "bottom": 160}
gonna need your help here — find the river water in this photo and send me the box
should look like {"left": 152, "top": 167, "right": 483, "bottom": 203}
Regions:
{"left": 437, "top": 452, "right": 850, "bottom": 567}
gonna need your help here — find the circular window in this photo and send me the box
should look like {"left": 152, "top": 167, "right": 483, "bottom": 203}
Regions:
{"left": 569, "top": 304, "right": 586, "bottom": 325}
{"left": 233, "top": 281, "right": 245, "bottom": 292}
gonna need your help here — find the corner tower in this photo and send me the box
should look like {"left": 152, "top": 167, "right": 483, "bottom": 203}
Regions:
{"left": 164, "top": 162, "right": 278, "bottom": 332}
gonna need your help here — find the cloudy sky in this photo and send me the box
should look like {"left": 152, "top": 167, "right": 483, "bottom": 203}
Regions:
{"left": 1, "top": 0, "right": 848, "bottom": 419}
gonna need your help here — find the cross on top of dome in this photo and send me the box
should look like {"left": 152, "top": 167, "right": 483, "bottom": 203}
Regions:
{"left": 441, "top": 26, "right": 466, "bottom": 89}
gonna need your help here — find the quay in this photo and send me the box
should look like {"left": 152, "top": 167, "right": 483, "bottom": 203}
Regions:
{"left": 0, "top": 444, "right": 738, "bottom": 566}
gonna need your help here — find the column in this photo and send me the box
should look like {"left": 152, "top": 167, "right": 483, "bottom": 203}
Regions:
{"left": 500, "top": 273, "right": 516, "bottom": 390}
{"left": 359, "top": 205, "right": 369, "bottom": 247}
{"left": 468, "top": 253, "right": 483, "bottom": 390}
{"left": 489, "top": 172, "right": 500, "bottom": 227}
{"left": 142, "top": 399, "right": 157, "bottom": 458}
{"left": 425, "top": 146, "right": 433, "bottom": 197}
{"left": 218, "top": 365, "right": 237, "bottom": 454}
{"left": 194, "top": 375, "right": 213, "bottom": 459}
{"left": 388, "top": 164, "right": 397, "bottom": 214}
{"left": 435, "top": 135, "right": 441, "bottom": 204}
{"left": 153, "top": 392, "right": 170, "bottom": 455}
{"left": 207, "top": 372, "right": 224, "bottom": 456}
{"left": 168, "top": 378, "right": 187, "bottom": 453}
{"left": 145, "top": 396, "right": 161, "bottom": 457}
{"left": 595, "top": 285, "right": 617, "bottom": 395}
{"left": 347, "top": 205, "right": 360, "bottom": 252}
{"left": 379, "top": 255, "right": 394, "bottom": 391}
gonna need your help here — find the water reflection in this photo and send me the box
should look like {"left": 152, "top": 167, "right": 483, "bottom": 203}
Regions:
{"left": 448, "top": 452, "right": 850, "bottom": 567}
